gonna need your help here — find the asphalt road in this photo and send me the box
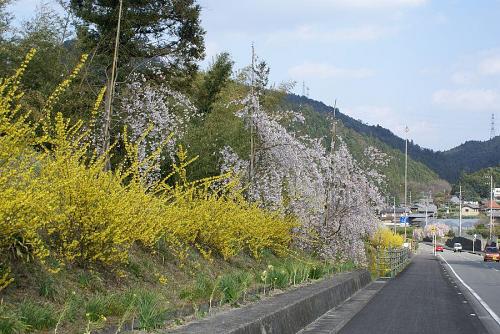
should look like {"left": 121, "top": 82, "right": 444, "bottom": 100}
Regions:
{"left": 338, "top": 244, "right": 488, "bottom": 334}
{"left": 439, "top": 245, "right": 500, "bottom": 330}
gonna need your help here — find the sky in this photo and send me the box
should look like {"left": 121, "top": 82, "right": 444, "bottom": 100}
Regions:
{"left": 7, "top": 0, "right": 500, "bottom": 151}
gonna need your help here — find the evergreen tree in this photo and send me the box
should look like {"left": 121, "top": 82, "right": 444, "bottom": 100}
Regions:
{"left": 67, "top": 0, "right": 205, "bottom": 81}
{"left": 196, "top": 52, "right": 233, "bottom": 115}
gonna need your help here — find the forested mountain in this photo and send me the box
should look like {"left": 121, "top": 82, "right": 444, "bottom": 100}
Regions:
{"left": 452, "top": 167, "right": 500, "bottom": 201}
{"left": 283, "top": 97, "right": 449, "bottom": 202}
{"left": 287, "top": 94, "right": 500, "bottom": 182}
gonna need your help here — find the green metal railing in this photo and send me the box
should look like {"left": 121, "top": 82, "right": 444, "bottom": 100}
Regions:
{"left": 375, "top": 247, "right": 411, "bottom": 278}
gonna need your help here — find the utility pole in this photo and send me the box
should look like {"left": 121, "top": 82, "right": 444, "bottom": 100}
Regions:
{"left": 490, "top": 173, "right": 494, "bottom": 242}
{"left": 425, "top": 192, "right": 428, "bottom": 227}
{"left": 404, "top": 126, "right": 409, "bottom": 242}
{"left": 459, "top": 184, "right": 462, "bottom": 237}
{"left": 393, "top": 197, "right": 397, "bottom": 234}
{"left": 323, "top": 99, "right": 338, "bottom": 227}
{"left": 102, "top": 0, "right": 123, "bottom": 170}
{"left": 249, "top": 43, "right": 256, "bottom": 188}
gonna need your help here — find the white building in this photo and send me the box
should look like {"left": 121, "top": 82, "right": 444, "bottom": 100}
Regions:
{"left": 494, "top": 188, "right": 500, "bottom": 201}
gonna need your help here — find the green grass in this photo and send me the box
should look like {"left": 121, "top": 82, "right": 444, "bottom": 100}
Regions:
{"left": 18, "top": 301, "right": 57, "bottom": 331}
{"left": 134, "top": 290, "right": 171, "bottom": 330}
{"left": 37, "top": 275, "right": 56, "bottom": 300}
{"left": 1, "top": 245, "right": 358, "bottom": 334}
{"left": 218, "top": 271, "right": 253, "bottom": 305}
{"left": 0, "top": 304, "right": 29, "bottom": 334}
{"left": 179, "top": 273, "right": 215, "bottom": 302}
{"left": 77, "top": 271, "right": 104, "bottom": 292}
{"left": 267, "top": 267, "right": 290, "bottom": 289}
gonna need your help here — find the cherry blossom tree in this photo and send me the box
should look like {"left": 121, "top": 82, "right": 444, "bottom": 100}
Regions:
{"left": 424, "top": 223, "right": 450, "bottom": 238}
{"left": 119, "top": 72, "right": 198, "bottom": 184}
{"left": 413, "top": 228, "right": 425, "bottom": 241}
{"left": 220, "top": 57, "right": 385, "bottom": 263}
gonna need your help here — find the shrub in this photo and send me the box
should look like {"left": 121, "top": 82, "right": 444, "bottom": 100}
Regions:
{"left": 370, "top": 227, "right": 404, "bottom": 249}
{"left": 0, "top": 51, "right": 296, "bottom": 287}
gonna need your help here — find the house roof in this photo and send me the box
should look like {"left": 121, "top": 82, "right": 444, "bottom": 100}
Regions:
{"left": 462, "top": 203, "right": 480, "bottom": 209}
{"left": 483, "top": 201, "right": 500, "bottom": 210}
{"left": 381, "top": 208, "right": 406, "bottom": 214}
{"left": 415, "top": 204, "right": 437, "bottom": 212}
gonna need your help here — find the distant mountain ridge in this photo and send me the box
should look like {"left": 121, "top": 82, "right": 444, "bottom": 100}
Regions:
{"left": 286, "top": 94, "right": 500, "bottom": 182}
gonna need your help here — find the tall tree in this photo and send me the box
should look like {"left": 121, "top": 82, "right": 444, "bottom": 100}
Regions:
{"left": 196, "top": 52, "right": 233, "bottom": 115}
{"left": 66, "top": 0, "right": 205, "bottom": 165}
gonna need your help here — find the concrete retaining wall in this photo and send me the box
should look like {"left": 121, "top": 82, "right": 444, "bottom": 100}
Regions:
{"left": 167, "top": 269, "right": 371, "bottom": 334}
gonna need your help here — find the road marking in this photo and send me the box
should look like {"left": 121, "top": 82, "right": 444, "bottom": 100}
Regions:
{"left": 439, "top": 254, "right": 500, "bottom": 327}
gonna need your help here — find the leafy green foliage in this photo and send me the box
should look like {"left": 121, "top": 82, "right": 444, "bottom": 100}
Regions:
{"left": 452, "top": 166, "right": 500, "bottom": 200}
{"left": 196, "top": 52, "right": 234, "bottom": 114}
{"left": 68, "top": 0, "right": 205, "bottom": 87}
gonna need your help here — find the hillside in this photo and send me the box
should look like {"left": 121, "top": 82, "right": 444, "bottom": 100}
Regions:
{"left": 283, "top": 98, "right": 449, "bottom": 202}
{"left": 452, "top": 166, "right": 500, "bottom": 200}
{"left": 286, "top": 94, "right": 500, "bottom": 182}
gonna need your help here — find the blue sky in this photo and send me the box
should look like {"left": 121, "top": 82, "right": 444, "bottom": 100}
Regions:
{"left": 8, "top": 0, "right": 500, "bottom": 150}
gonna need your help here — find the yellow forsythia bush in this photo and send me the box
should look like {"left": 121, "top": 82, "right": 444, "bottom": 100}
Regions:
{"left": 165, "top": 192, "right": 296, "bottom": 260}
{"left": 0, "top": 51, "right": 296, "bottom": 288}
{"left": 370, "top": 227, "right": 404, "bottom": 249}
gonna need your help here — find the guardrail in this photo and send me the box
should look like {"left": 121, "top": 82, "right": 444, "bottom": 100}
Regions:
{"left": 375, "top": 247, "right": 411, "bottom": 278}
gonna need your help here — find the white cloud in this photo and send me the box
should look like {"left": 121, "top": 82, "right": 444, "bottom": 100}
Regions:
{"left": 266, "top": 24, "right": 393, "bottom": 44}
{"left": 326, "top": 0, "right": 428, "bottom": 9}
{"left": 288, "top": 62, "right": 374, "bottom": 79}
{"left": 448, "top": 50, "right": 500, "bottom": 83}
{"left": 450, "top": 71, "right": 477, "bottom": 85}
{"left": 432, "top": 89, "right": 500, "bottom": 111}
{"left": 479, "top": 55, "right": 500, "bottom": 75}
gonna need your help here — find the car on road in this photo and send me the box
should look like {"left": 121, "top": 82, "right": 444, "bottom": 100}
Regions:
{"left": 436, "top": 245, "right": 444, "bottom": 252}
{"left": 483, "top": 247, "right": 500, "bottom": 262}
{"left": 453, "top": 243, "right": 462, "bottom": 252}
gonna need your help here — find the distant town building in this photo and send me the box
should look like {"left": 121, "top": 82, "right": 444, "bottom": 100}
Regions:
{"left": 450, "top": 196, "right": 460, "bottom": 205}
{"left": 482, "top": 201, "right": 500, "bottom": 223}
{"left": 410, "top": 203, "right": 437, "bottom": 215}
{"left": 494, "top": 188, "right": 500, "bottom": 201}
{"left": 461, "top": 203, "right": 480, "bottom": 217}
{"left": 380, "top": 207, "right": 406, "bottom": 221}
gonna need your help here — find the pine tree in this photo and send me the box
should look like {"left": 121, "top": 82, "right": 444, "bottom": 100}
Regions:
{"left": 66, "top": 0, "right": 205, "bottom": 167}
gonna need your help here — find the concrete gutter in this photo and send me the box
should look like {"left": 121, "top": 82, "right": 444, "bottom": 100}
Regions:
{"left": 166, "top": 270, "right": 371, "bottom": 334}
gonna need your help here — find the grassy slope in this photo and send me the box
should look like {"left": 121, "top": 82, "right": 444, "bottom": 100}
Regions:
{"left": 1, "top": 246, "right": 349, "bottom": 333}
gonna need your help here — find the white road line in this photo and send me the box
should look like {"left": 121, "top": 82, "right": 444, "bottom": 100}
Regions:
{"left": 439, "top": 254, "right": 500, "bottom": 327}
